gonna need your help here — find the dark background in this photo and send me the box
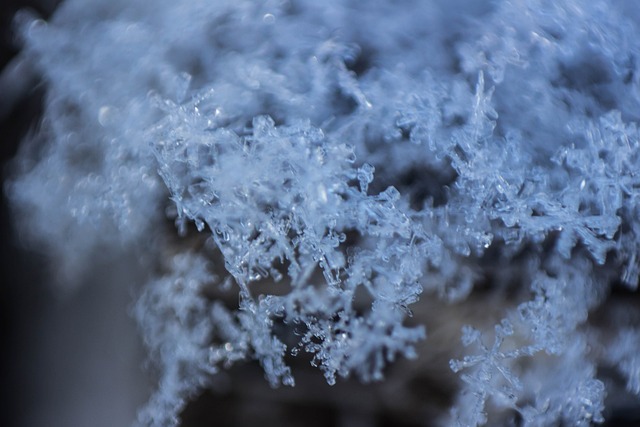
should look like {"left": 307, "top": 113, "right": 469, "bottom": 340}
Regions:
{"left": 1, "top": 2, "right": 59, "bottom": 426}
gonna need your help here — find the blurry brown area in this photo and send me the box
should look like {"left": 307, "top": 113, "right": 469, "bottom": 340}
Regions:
{"left": 178, "top": 303, "right": 463, "bottom": 427}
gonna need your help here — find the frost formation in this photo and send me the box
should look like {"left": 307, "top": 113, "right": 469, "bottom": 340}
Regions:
{"left": 6, "top": 0, "right": 640, "bottom": 426}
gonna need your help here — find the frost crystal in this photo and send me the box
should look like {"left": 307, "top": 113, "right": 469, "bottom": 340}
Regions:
{"left": 6, "top": 0, "right": 640, "bottom": 425}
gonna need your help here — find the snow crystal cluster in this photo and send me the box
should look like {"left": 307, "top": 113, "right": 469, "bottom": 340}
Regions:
{"left": 6, "top": 0, "right": 640, "bottom": 425}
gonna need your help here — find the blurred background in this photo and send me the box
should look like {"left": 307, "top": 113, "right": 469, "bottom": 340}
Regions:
{"left": 1, "top": 2, "right": 150, "bottom": 427}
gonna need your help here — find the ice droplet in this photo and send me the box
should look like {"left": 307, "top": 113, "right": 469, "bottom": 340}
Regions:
{"left": 263, "top": 13, "right": 276, "bottom": 24}
{"left": 98, "top": 106, "right": 116, "bottom": 127}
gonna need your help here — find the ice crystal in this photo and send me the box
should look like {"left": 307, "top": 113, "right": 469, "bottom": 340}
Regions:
{"left": 5, "top": 0, "right": 640, "bottom": 425}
